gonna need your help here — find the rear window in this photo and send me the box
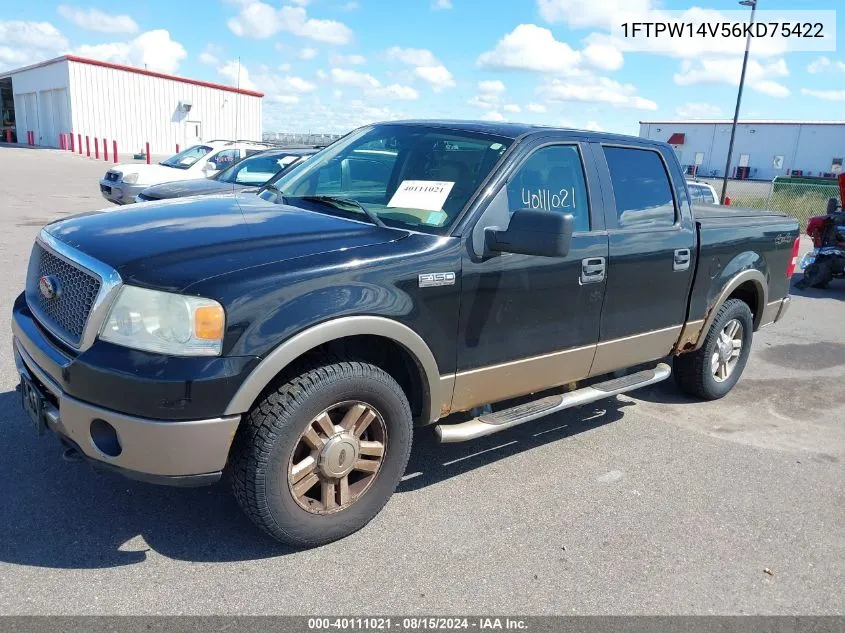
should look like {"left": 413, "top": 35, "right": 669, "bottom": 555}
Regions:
{"left": 603, "top": 147, "right": 676, "bottom": 229}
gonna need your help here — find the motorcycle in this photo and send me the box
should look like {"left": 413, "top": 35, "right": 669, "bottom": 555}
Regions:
{"left": 798, "top": 174, "right": 845, "bottom": 289}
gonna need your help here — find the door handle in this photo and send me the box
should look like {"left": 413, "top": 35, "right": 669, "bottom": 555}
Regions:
{"left": 581, "top": 257, "right": 606, "bottom": 284}
{"left": 674, "top": 248, "right": 691, "bottom": 272}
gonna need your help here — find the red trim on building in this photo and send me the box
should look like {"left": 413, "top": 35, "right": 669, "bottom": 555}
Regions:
{"left": 9, "top": 55, "right": 264, "bottom": 97}
{"left": 667, "top": 133, "right": 685, "bottom": 145}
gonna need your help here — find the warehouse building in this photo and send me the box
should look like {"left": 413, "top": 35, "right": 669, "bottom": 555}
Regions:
{"left": 1, "top": 55, "right": 263, "bottom": 155}
{"left": 639, "top": 120, "right": 845, "bottom": 181}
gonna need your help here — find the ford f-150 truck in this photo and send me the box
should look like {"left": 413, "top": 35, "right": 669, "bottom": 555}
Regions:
{"left": 13, "top": 120, "right": 800, "bottom": 547}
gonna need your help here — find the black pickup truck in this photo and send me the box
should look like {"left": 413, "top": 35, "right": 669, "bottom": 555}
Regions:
{"left": 12, "top": 120, "right": 799, "bottom": 547}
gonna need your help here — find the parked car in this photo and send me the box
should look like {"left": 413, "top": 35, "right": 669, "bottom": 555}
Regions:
{"left": 98, "top": 140, "right": 272, "bottom": 205}
{"left": 14, "top": 120, "right": 799, "bottom": 548}
{"left": 687, "top": 180, "right": 720, "bottom": 204}
{"left": 135, "top": 148, "right": 319, "bottom": 202}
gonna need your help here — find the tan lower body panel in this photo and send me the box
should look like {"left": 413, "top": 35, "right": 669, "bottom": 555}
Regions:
{"left": 760, "top": 298, "right": 789, "bottom": 327}
{"left": 15, "top": 339, "right": 241, "bottom": 477}
{"left": 449, "top": 344, "right": 596, "bottom": 414}
{"left": 588, "top": 325, "right": 682, "bottom": 377}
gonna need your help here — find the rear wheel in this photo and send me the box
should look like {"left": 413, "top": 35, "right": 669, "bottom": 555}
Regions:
{"left": 673, "top": 298, "right": 753, "bottom": 400}
{"left": 230, "top": 360, "right": 413, "bottom": 547}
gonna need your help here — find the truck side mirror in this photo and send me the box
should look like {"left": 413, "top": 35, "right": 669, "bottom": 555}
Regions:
{"left": 484, "top": 209, "right": 573, "bottom": 258}
{"left": 827, "top": 197, "right": 841, "bottom": 215}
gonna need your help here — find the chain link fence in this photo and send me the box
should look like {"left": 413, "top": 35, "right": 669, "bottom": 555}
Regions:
{"left": 698, "top": 177, "right": 842, "bottom": 230}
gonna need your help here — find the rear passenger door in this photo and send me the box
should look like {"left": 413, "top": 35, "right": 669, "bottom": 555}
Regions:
{"left": 588, "top": 143, "right": 696, "bottom": 377}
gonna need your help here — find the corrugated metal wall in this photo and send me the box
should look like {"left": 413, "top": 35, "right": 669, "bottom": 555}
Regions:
{"left": 65, "top": 60, "right": 262, "bottom": 155}
{"left": 639, "top": 121, "right": 845, "bottom": 181}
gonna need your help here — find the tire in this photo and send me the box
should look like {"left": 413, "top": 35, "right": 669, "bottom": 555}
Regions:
{"left": 803, "top": 261, "right": 832, "bottom": 289}
{"left": 230, "top": 360, "right": 413, "bottom": 547}
{"left": 673, "top": 298, "right": 754, "bottom": 400}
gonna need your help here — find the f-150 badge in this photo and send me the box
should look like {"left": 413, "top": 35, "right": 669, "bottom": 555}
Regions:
{"left": 419, "top": 272, "right": 456, "bottom": 288}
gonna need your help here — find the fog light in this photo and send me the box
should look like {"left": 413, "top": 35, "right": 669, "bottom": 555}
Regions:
{"left": 90, "top": 419, "right": 122, "bottom": 457}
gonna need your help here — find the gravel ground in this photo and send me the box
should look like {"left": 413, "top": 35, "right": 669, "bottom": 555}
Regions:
{"left": 0, "top": 146, "right": 842, "bottom": 615}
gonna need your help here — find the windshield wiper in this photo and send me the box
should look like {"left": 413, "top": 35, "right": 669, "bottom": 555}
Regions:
{"left": 301, "top": 195, "right": 386, "bottom": 228}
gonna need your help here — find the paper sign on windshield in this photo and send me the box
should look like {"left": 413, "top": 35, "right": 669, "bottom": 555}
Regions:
{"left": 387, "top": 180, "right": 455, "bottom": 212}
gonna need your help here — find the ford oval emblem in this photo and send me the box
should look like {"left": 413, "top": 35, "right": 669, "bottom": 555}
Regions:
{"left": 38, "top": 275, "right": 60, "bottom": 300}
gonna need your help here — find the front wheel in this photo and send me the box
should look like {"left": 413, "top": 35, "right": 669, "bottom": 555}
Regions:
{"left": 230, "top": 360, "right": 413, "bottom": 547}
{"left": 673, "top": 298, "right": 754, "bottom": 400}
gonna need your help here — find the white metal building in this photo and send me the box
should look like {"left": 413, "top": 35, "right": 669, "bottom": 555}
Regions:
{"left": 1, "top": 55, "right": 263, "bottom": 155}
{"left": 639, "top": 120, "right": 845, "bottom": 181}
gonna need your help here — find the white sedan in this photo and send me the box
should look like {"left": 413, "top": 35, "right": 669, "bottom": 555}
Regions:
{"left": 99, "top": 140, "right": 271, "bottom": 205}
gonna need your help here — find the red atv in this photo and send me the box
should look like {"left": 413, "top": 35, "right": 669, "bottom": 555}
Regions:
{"left": 799, "top": 173, "right": 845, "bottom": 288}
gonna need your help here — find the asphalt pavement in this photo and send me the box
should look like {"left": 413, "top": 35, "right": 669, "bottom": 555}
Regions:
{"left": 0, "top": 146, "right": 842, "bottom": 615}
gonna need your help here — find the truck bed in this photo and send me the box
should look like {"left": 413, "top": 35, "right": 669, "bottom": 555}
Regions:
{"left": 692, "top": 204, "right": 791, "bottom": 220}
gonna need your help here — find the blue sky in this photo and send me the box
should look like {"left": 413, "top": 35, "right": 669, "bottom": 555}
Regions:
{"left": 2, "top": 0, "right": 843, "bottom": 135}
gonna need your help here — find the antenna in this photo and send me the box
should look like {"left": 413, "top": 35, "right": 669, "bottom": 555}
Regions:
{"left": 234, "top": 56, "right": 240, "bottom": 142}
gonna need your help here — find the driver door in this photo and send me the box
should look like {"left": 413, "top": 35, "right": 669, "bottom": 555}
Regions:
{"left": 451, "top": 139, "right": 609, "bottom": 413}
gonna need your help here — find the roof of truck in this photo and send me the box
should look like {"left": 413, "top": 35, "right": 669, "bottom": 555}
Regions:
{"left": 374, "top": 119, "right": 661, "bottom": 146}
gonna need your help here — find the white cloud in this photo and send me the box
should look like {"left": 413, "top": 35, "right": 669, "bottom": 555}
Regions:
{"left": 298, "top": 47, "right": 318, "bottom": 60}
{"left": 538, "top": 0, "right": 651, "bottom": 28}
{"left": 538, "top": 76, "right": 657, "bottom": 110}
{"left": 415, "top": 64, "right": 455, "bottom": 91}
{"left": 526, "top": 102, "right": 547, "bottom": 113}
{"left": 503, "top": 103, "right": 521, "bottom": 113}
{"left": 329, "top": 67, "right": 381, "bottom": 88}
{"left": 432, "top": 0, "right": 452, "bottom": 9}
{"left": 329, "top": 52, "right": 366, "bottom": 65}
{"left": 76, "top": 29, "right": 187, "bottom": 74}
{"left": 477, "top": 24, "right": 581, "bottom": 73}
{"left": 57, "top": 5, "right": 138, "bottom": 34}
{"left": 467, "top": 94, "right": 498, "bottom": 110}
{"left": 582, "top": 42, "right": 623, "bottom": 71}
{"left": 800, "top": 88, "right": 845, "bottom": 102}
{"left": 272, "top": 95, "right": 301, "bottom": 104}
{"left": 584, "top": 120, "right": 604, "bottom": 131}
{"left": 386, "top": 46, "right": 438, "bottom": 67}
{"left": 481, "top": 111, "right": 506, "bottom": 122}
{"left": 807, "top": 56, "right": 845, "bottom": 74}
{"left": 386, "top": 47, "right": 455, "bottom": 91}
{"left": 478, "top": 79, "right": 506, "bottom": 94}
{"left": 675, "top": 102, "right": 723, "bottom": 118}
{"left": 382, "top": 83, "right": 419, "bottom": 100}
{"left": 673, "top": 57, "right": 790, "bottom": 98}
{"left": 290, "top": 0, "right": 312, "bottom": 5}
{"left": 217, "top": 60, "right": 257, "bottom": 90}
{"left": 198, "top": 43, "right": 220, "bottom": 65}
{"left": 0, "top": 21, "right": 69, "bottom": 71}
{"left": 227, "top": 3, "right": 352, "bottom": 45}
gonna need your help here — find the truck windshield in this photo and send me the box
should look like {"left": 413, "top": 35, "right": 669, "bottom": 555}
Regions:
{"left": 261, "top": 124, "right": 512, "bottom": 232}
{"left": 159, "top": 145, "right": 213, "bottom": 170}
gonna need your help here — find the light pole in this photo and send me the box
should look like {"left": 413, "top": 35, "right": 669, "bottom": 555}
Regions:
{"left": 720, "top": 0, "right": 757, "bottom": 204}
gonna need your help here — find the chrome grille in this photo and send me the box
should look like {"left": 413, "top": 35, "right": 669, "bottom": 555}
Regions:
{"left": 28, "top": 243, "right": 102, "bottom": 346}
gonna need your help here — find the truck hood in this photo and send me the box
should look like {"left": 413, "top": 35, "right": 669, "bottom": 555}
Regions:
{"left": 140, "top": 179, "right": 247, "bottom": 200}
{"left": 45, "top": 194, "right": 406, "bottom": 292}
{"left": 112, "top": 163, "right": 204, "bottom": 185}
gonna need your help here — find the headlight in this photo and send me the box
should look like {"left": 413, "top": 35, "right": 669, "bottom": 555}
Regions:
{"left": 122, "top": 173, "right": 139, "bottom": 184}
{"left": 100, "top": 286, "right": 225, "bottom": 356}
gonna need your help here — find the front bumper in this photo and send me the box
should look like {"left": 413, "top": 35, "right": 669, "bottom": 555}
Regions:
{"left": 99, "top": 179, "right": 145, "bottom": 205}
{"left": 14, "top": 338, "right": 240, "bottom": 485}
{"left": 12, "top": 295, "right": 253, "bottom": 485}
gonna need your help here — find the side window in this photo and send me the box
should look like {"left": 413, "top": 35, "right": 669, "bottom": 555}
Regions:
{"left": 213, "top": 149, "right": 240, "bottom": 170}
{"left": 603, "top": 146, "right": 676, "bottom": 229}
{"left": 688, "top": 184, "right": 703, "bottom": 203}
{"left": 506, "top": 145, "right": 590, "bottom": 232}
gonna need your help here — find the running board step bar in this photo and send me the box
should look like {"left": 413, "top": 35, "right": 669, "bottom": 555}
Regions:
{"left": 435, "top": 363, "right": 672, "bottom": 443}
